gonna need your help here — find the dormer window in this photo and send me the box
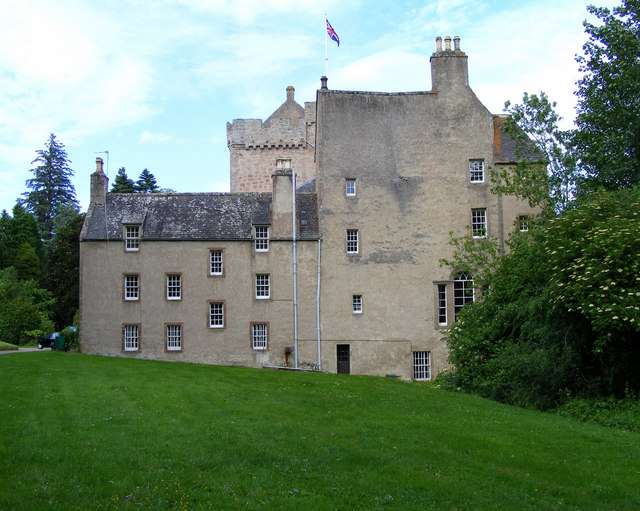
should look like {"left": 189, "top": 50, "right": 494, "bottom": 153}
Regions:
{"left": 125, "top": 225, "right": 140, "bottom": 251}
{"left": 254, "top": 226, "right": 269, "bottom": 252}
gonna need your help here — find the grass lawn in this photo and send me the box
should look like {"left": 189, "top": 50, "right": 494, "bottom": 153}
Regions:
{"left": 1, "top": 353, "right": 639, "bottom": 510}
{"left": 0, "top": 340, "right": 18, "bottom": 351}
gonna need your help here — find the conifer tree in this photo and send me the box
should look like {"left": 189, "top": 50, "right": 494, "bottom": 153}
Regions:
{"left": 135, "top": 169, "right": 160, "bottom": 193}
{"left": 111, "top": 167, "right": 136, "bottom": 193}
{"left": 22, "top": 134, "right": 79, "bottom": 239}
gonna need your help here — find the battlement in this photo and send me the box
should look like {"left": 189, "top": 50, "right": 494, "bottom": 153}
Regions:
{"left": 228, "top": 87, "right": 317, "bottom": 192}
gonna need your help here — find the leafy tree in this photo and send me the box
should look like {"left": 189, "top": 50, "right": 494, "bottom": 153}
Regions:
{"left": 135, "top": 168, "right": 159, "bottom": 193}
{"left": 22, "top": 134, "right": 79, "bottom": 239}
{"left": 0, "top": 204, "right": 42, "bottom": 270}
{"left": 0, "top": 267, "right": 55, "bottom": 344}
{"left": 111, "top": 167, "right": 136, "bottom": 193}
{"left": 497, "top": 92, "right": 577, "bottom": 211}
{"left": 44, "top": 213, "right": 84, "bottom": 329}
{"left": 572, "top": 0, "right": 640, "bottom": 191}
{"left": 441, "top": 187, "right": 640, "bottom": 407}
{"left": 13, "top": 243, "right": 40, "bottom": 281}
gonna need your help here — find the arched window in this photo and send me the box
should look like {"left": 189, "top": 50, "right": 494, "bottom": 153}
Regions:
{"left": 454, "top": 272, "right": 474, "bottom": 319}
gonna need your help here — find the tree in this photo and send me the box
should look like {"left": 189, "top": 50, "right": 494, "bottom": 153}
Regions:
{"left": 13, "top": 243, "right": 40, "bottom": 281}
{"left": 135, "top": 168, "right": 159, "bottom": 193}
{"left": 572, "top": 0, "right": 640, "bottom": 191}
{"left": 0, "top": 204, "right": 42, "bottom": 271}
{"left": 0, "top": 267, "right": 55, "bottom": 344}
{"left": 43, "top": 213, "right": 84, "bottom": 329}
{"left": 111, "top": 167, "right": 136, "bottom": 193}
{"left": 22, "top": 134, "right": 79, "bottom": 239}
{"left": 497, "top": 92, "right": 577, "bottom": 211}
{"left": 441, "top": 187, "right": 640, "bottom": 407}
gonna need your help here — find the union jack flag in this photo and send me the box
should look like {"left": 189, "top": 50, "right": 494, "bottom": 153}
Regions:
{"left": 326, "top": 19, "right": 340, "bottom": 46}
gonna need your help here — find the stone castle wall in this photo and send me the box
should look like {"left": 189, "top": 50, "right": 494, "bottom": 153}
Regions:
{"left": 228, "top": 91, "right": 316, "bottom": 192}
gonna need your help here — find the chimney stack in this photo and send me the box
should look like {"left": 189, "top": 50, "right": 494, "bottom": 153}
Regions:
{"left": 90, "top": 157, "right": 108, "bottom": 205}
{"left": 271, "top": 158, "right": 294, "bottom": 238}
{"left": 430, "top": 35, "right": 469, "bottom": 93}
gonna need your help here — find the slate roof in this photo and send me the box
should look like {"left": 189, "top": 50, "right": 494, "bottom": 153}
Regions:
{"left": 81, "top": 192, "right": 318, "bottom": 241}
{"left": 493, "top": 116, "right": 544, "bottom": 163}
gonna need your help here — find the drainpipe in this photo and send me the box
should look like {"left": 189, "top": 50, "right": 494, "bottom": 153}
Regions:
{"left": 292, "top": 168, "right": 299, "bottom": 369}
{"left": 316, "top": 238, "right": 322, "bottom": 371}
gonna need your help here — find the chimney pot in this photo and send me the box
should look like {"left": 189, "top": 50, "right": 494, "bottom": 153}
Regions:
{"left": 445, "top": 36, "right": 452, "bottom": 51}
{"left": 286, "top": 86, "right": 294, "bottom": 101}
{"left": 95, "top": 157, "right": 104, "bottom": 174}
{"left": 454, "top": 36, "right": 461, "bottom": 51}
{"left": 320, "top": 76, "right": 328, "bottom": 90}
{"left": 436, "top": 36, "right": 442, "bottom": 52}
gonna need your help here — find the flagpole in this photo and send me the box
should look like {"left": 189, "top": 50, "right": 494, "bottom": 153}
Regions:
{"left": 324, "top": 14, "right": 328, "bottom": 78}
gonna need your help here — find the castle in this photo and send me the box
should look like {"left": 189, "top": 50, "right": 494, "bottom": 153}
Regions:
{"left": 79, "top": 37, "right": 533, "bottom": 380}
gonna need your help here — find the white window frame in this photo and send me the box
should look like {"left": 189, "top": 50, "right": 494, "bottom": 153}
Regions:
{"left": 252, "top": 323, "right": 268, "bottom": 350}
{"left": 469, "top": 159, "right": 484, "bottom": 183}
{"left": 209, "top": 302, "right": 224, "bottom": 329}
{"left": 124, "top": 274, "right": 139, "bottom": 301}
{"left": 437, "top": 284, "right": 447, "bottom": 325}
{"left": 166, "top": 274, "right": 182, "bottom": 301}
{"left": 413, "top": 351, "right": 431, "bottom": 381}
{"left": 255, "top": 274, "right": 270, "bottom": 299}
{"left": 125, "top": 225, "right": 140, "bottom": 251}
{"left": 519, "top": 216, "right": 529, "bottom": 232}
{"left": 166, "top": 324, "right": 182, "bottom": 351}
{"left": 346, "top": 178, "right": 356, "bottom": 197}
{"left": 123, "top": 324, "right": 139, "bottom": 352}
{"left": 454, "top": 273, "right": 474, "bottom": 319}
{"left": 346, "top": 229, "right": 359, "bottom": 254}
{"left": 352, "top": 295, "right": 362, "bottom": 314}
{"left": 471, "top": 208, "right": 487, "bottom": 238}
{"left": 254, "top": 226, "right": 269, "bottom": 252}
{"left": 209, "top": 250, "right": 223, "bottom": 276}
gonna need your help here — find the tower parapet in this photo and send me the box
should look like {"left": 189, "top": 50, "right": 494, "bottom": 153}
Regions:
{"left": 227, "top": 87, "right": 316, "bottom": 192}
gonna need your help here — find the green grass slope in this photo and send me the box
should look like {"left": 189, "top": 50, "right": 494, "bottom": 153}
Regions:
{"left": 1, "top": 353, "right": 639, "bottom": 510}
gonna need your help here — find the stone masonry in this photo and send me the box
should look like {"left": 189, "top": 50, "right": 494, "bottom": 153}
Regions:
{"left": 227, "top": 86, "right": 316, "bottom": 192}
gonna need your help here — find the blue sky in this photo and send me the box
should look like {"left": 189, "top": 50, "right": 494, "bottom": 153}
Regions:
{"left": 0, "top": 0, "right": 619, "bottom": 213}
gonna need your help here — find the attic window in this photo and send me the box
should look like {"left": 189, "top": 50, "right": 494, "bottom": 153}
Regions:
{"left": 254, "top": 226, "right": 269, "bottom": 252}
{"left": 124, "top": 225, "right": 140, "bottom": 251}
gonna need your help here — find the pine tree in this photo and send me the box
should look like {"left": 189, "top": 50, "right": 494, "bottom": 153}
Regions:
{"left": 22, "top": 134, "right": 79, "bottom": 239}
{"left": 111, "top": 167, "right": 136, "bottom": 193}
{"left": 135, "top": 169, "right": 160, "bottom": 193}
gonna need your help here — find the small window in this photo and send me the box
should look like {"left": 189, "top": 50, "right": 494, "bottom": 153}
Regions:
{"left": 125, "top": 225, "right": 140, "bottom": 251}
{"left": 124, "top": 274, "right": 139, "bottom": 301}
{"left": 413, "top": 351, "right": 431, "bottom": 380}
{"left": 519, "top": 216, "right": 529, "bottom": 232}
{"left": 454, "top": 273, "right": 474, "bottom": 319}
{"left": 346, "top": 229, "right": 359, "bottom": 254}
{"left": 469, "top": 159, "right": 484, "bottom": 183}
{"left": 209, "top": 302, "right": 224, "bottom": 329}
{"left": 255, "top": 274, "right": 270, "bottom": 299}
{"left": 123, "top": 324, "right": 139, "bottom": 352}
{"left": 252, "top": 323, "right": 268, "bottom": 350}
{"left": 346, "top": 179, "right": 356, "bottom": 197}
{"left": 471, "top": 208, "right": 487, "bottom": 238}
{"left": 166, "top": 324, "right": 182, "bottom": 351}
{"left": 437, "top": 284, "right": 447, "bottom": 325}
{"left": 209, "top": 250, "right": 223, "bottom": 276}
{"left": 254, "top": 226, "right": 269, "bottom": 252}
{"left": 166, "top": 274, "right": 182, "bottom": 300}
{"left": 352, "top": 295, "right": 362, "bottom": 314}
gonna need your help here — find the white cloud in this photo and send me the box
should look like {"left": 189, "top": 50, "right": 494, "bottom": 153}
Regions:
{"left": 139, "top": 131, "right": 174, "bottom": 144}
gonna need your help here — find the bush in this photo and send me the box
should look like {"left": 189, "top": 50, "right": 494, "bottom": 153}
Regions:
{"left": 61, "top": 326, "right": 79, "bottom": 351}
{"left": 554, "top": 394, "right": 640, "bottom": 432}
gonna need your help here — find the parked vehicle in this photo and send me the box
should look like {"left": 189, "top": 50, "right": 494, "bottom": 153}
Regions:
{"left": 37, "top": 332, "right": 60, "bottom": 350}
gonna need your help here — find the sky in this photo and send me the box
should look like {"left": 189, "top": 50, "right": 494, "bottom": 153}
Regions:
{"left": 0, "top": 0, "right": 620, "bottom": 214}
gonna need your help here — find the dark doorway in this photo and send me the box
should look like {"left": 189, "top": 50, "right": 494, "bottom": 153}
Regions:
{"left": 337, "top": 344, "right": 350, "bottom": 374}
